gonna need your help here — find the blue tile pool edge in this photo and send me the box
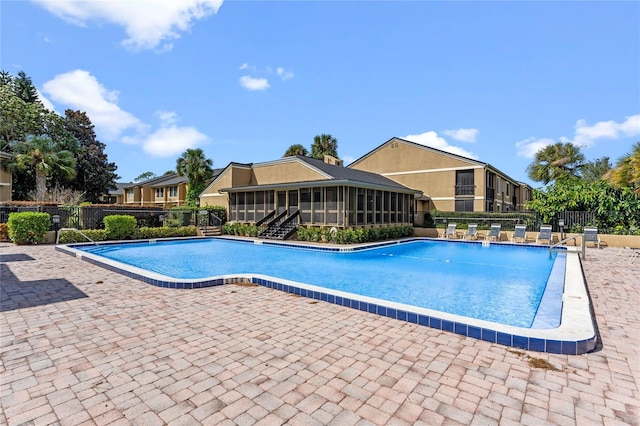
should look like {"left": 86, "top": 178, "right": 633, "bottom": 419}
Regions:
{"left": 55, "top": 239, "right": 596, "bottom": 355}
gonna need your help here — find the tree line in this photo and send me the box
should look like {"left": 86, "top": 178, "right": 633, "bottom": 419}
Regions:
{"left": 1, "top": 70, "right": 119, "bottom": 203}
{"left": 525, "top": 141, "right": 640, "bottom": 231}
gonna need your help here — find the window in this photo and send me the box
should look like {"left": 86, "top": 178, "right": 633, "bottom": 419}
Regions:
{"left": 455, "top": 199, "right": 474, "bottom": 212}
{"left": 256, "top": 191, "right": 264, "bottom": 209}
{"left": 375, "top": 190, "right": 382, "bottom": 223}
{"left": 506, "top": 182, "right": 510, "bottom": 197}
{"left": 455, "top": 170, "right": 474, "bottom": 195}
{"left": 155, "top": 188, "right": 164, "bottom": 198}
{"left": 266, "top": 191, "right": 274, "bottom": 211}
{"left": 126, "top": 189, "right": 133, "bottom": 200}
{"left": 326, "top": 187, "right": 337, "bottom": 210}
{"left": 300, "top": 189, "right": 311, "bottom": 223}
{"left": 169, "top": 186, "right": 178, "bottom": 197}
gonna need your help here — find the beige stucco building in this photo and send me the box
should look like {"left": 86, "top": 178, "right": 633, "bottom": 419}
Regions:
{"left": 348, "top": 137, "right": 532, "bottom": 221}
{"left": 0, "top": 152, "right": 13, "bottom": 202}
{"left": 200, "top": 155, "right": 420, "bottom": 228}
{"left": 121, "top": 173, "right": 189, "bottom": 208}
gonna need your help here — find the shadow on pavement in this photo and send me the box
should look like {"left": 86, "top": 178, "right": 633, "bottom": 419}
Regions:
{"left": 0, "top": 263, "right": 88, "bottom": 312}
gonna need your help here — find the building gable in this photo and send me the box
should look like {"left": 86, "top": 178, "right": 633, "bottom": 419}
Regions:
{"left": 250, "top": 157, "right": 332, "bottom": 186}
{"left": 349, "top": 137, "right": 484, "bottom": 174}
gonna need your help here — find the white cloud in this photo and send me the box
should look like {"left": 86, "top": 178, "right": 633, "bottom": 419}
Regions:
{"left": 515, "top": 137, "right": 557, "bottom": 159}
{"left": 403, "top": 131, "right": 477, "bottom": 159}
{"left": 42, "top": 69, "right": 146, "bottom": 140}
{"left": 516, "top": 114, "right": 640, "bottom": 158}
{"left": 157, "top": 110, "right": 178, "bottom": 126}
{"left": 276, "top": 67, "right": 294, "bottom": 81}
{"left": 143, "top": 125, "right": 208, "bottom": 157}
{"left": 443, "top": 128, "right": 478, "bottom": 143}
{"left": 238, "top": 63, "right": 256, "bottom": 72}
{"left": 32, "top": 0, "right": 223, "bottom": 52}
{"left": 239, "top": 75, "right": 270, "bottom": 91}
{"left": 41, "top": 69, "right": 208, "bottom": 157}
{"left": 573, "top": 114, "right": 640, "bottom": 148}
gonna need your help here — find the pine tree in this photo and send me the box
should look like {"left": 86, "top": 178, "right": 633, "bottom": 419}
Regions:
{"left": 63, "top": 110, "right": 120, "bottom": 203}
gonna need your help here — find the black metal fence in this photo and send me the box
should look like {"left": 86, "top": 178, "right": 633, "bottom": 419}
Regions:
{"left": 0, "top": 205, "right": 226, "bottom": 231}
{"left": 0, "top": 206, "right": 167, "bottom": 230}
{"left": 427, "top": 211, "right": 636, "bottom": 235}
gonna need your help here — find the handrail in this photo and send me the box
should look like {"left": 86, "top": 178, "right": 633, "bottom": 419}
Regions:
{"left": 255, "top": 210, "right": 276, "bottom": 227}
{"left": 549, "top": 234, "right": 586, "bottom": 259}
{"left": 210, "top": 213, "right": 222, "bottom": 226}
{"left": 278, "top": 209, "right": 300, "bottom": 228}
{"left": 264, "top": 210, "right": 288, "bottom": 228}
{"left": 56, "top": 228, "right": 97, "bottom": 245}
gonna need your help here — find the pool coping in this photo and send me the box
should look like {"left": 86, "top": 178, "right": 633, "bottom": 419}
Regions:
{"left": 56, "top": 237, "right": 597, "bottom": 355}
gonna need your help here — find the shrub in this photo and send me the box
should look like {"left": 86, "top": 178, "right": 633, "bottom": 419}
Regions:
{"left": 222, "top": 222, "right": 260, "bottom": 237}
{"left": 57, "top": 229, "right": 108, "bottom": 244}
{"left": 131, "top": 226, "right": 198, "bottom": 239}
{"left": 103, "top": 215, "right": 137, "bottom": 240}
{"left": 297, "top": 225, "right": 413, "bottom": 244}
{"left": 166, "top": 207, "right": 193, "bottom": 227}
{"left": 56, "top": 226, "right": 198, "bottom": 243}
{"left": 423, "top": 211, "right": 435, "bottom": 227}
{"left": 0, "top": 223, "right": 8, "bottom": 241}
{"left": 7, "top": 212, "right": 51, "bottom": 244}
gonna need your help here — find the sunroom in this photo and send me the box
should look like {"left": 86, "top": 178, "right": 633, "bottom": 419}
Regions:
{"left": 224, "top": 182, "right": 418, "bottom": 228}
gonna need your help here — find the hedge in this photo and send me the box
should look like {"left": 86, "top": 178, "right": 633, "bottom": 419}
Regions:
{"left": 104, "top": 215, "right": 137, "bottom": 239}
{"left": 57, "top": 226, "right": 198, "bottom": 243}
{"left": 296, "top": 225, "right": 414, "bottom": 244}
{"left": 7, "top": 212, "right": 51, "bottom": 245}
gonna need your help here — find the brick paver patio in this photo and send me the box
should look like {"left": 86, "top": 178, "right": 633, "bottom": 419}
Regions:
{"left": 1, "top": 243, "right": 638, "bottom": 425}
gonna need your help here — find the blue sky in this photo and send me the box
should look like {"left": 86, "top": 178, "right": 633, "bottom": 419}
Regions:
{"left": 2, "top": 1, "right": 639, "bottom": 186}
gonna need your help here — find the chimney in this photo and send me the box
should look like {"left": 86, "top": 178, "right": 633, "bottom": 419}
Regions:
{"left": 323, "top": 154, "right": 343, "bottom": 167}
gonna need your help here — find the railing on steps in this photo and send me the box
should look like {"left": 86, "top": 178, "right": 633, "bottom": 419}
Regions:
{"left": 56, "top": 228, "right": 97, "bottom": 245}
{"left": 271, "top": 210, "right": 300, "bottom": 240}
{"left": 259, "top": 211, "right": 289, "bottom": 238}
{"left": 259, "top": 210, "right": 300, "bottom": 240}
{"left": 549, "top": 234, "right": 586, "bottom": 259}
{"left": 255, "top": 210, "right": 276, "bottom": 227}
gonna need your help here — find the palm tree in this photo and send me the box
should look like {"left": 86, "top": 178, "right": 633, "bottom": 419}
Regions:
{"left": 176, "top": 148, "right": 213, "bottom": 206}
{"left": 606, "top": 142, "right": 640, "bottom": 195}
{"left": 526, "top": 142, "right": 585, "bottom": 185}
{"left": 8, "top": 135, "right": 76, "bottom": 201}
{"left": 283, "top": 144, "right": 309, "bottom": 157}
{"left": 310, "top": 134, "right": 339, "bottom": 160}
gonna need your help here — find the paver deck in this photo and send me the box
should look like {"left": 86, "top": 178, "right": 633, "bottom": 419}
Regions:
{"left": 1, "top": 242, "right": 638, "bottom": 425}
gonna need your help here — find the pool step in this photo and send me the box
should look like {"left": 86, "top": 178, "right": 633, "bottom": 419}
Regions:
{"left": 198, "top": 226, "right": 222, "bottom": 237}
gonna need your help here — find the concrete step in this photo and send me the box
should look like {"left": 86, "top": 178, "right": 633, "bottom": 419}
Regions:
{"left": 198, "top": 226, "right": 222, "bottom": 237}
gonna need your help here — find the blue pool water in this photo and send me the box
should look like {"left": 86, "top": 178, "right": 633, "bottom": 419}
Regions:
{"left": 78, "top": 239, "right": 560, "bottom": 328}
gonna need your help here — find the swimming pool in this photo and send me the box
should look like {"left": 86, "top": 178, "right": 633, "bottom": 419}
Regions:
{"left": 57, "top": 237, "right": 597, "bottom": 354}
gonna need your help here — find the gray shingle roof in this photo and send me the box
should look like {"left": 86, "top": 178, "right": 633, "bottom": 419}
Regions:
{"left": 296, "top": 156, "right": 416, "bottom": 191}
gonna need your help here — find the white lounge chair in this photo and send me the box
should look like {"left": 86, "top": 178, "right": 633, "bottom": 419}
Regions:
{"left": 442, "top": 223, "right": 458, "bottom": 239}
{"left": 486, "top": 223, "right": 501, "bottom": 241}
{"left": 536, "top": 225, "right": 552, "bottom": 245}
{"left": 463, "top": 224, "right": 479, "bottom": 240}
{"left": 511, "top": 224, "right": 527, "bottom": 243}
{"left": 584, "top": 226, "right": 601, "bottom": 248}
